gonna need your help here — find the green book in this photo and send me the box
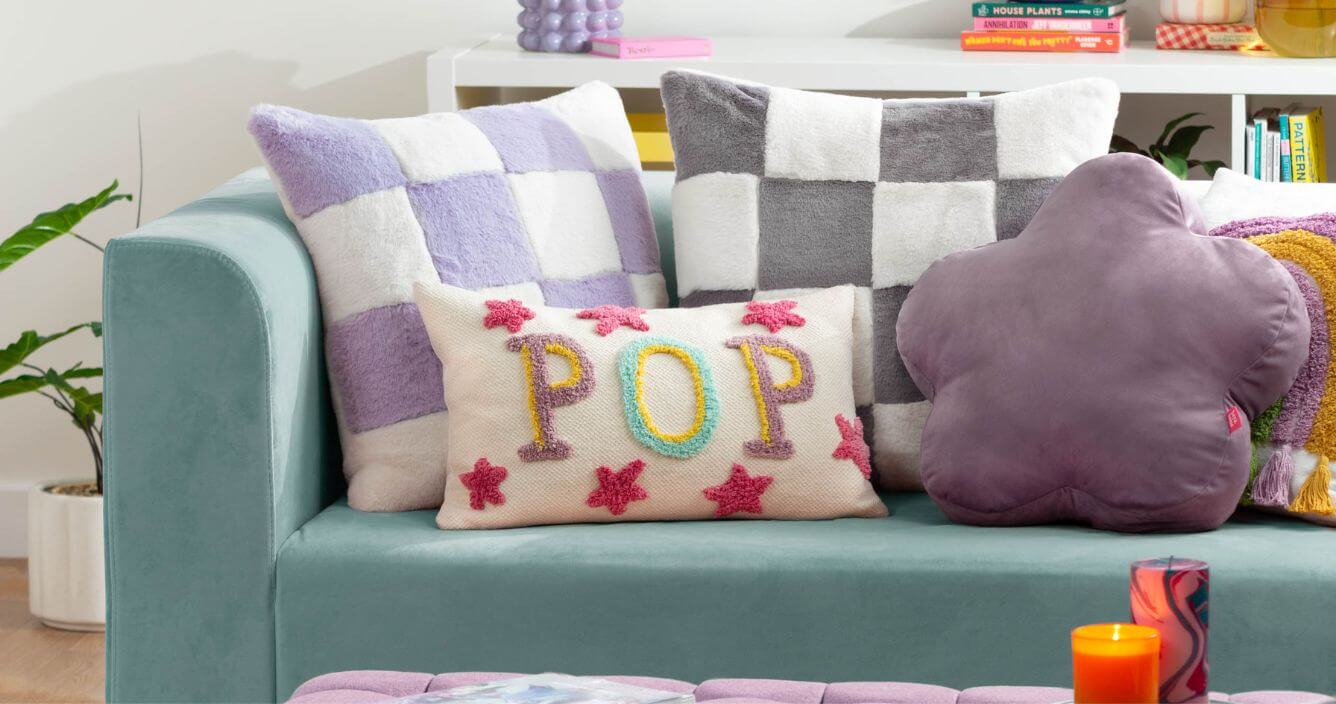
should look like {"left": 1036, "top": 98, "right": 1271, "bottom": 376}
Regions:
{"left": 972, "top": 0, "right": 1127, "bottom": 18}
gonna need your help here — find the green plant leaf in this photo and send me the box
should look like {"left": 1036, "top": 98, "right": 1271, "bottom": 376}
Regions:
{"left": 1156, "top": 112, "right": 1205, "bottom": 150}
{"left": 0, "top": 181, "right": 130, "bottom": 272}
{"left": 0, "top": 323, "right": 99, "bottom": 375}
{"left": 1198, "top": 159, "right": 1227, "bottom": 178}
{"left": 1161, "top": 154, "right": 1190, "bottom": 180}
{"left": 1109, "top": 134, "right": 1148, "bottom": 156}
{"left": 1165, "top": 124, "right": 1213, "bottom": 161}
{"left": 68, "top": 388, "right": 102, "bottom": 426}
{"left": 0, "top": 365, "right": 100, "bottom": 402}
{"left": 0, "top": 374, "right": 47, "bottom": 400}
{"left": 42, "top": 369, "right": 101, "bottom": 427}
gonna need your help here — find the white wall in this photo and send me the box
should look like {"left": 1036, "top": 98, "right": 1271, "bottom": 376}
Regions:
{"left": 0, "top": 0, "right": 1217, "bottom": 496}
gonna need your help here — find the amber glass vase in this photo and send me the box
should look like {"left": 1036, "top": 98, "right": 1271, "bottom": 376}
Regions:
{"left": 1257, "top": 0, "right": 1336, "bottom": 57}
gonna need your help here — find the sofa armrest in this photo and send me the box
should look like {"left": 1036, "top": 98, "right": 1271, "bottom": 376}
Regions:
{"left": 103, "top": 168, "right": 340, "bottom": 703}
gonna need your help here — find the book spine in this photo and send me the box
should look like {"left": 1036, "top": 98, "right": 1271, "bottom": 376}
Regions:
{"left": 1315, "top": 108, "right": 1327, "bottom": 182}
{"left": 1280, "top": 114, "right": 1293, "bottom": 182}
{"left": 1254, "top": 120, "right": 1264, "bottom": 180}
{"left": 589, "top": 38, "right": 712, "bottom": 59}
{"left": 1245, "top": 125, "right": 1255, "bottom": 177}
{"left": 973, "top": 1, "right": 1122, "bottom": 18}
{"left": 960, "top": 30, "right": 1127, "bottom": 52}
{"left": 972, "top": 16, "right": 1123, "bottom": 31}
{"left": 1291, "top": 113, "right": 1316, "bottom": 183}
{"left": 1270, "top": 130, "right": 1280, "bottom": 182}
{"left": 1262, "top": 125, "right": 1273, "bottom": 182}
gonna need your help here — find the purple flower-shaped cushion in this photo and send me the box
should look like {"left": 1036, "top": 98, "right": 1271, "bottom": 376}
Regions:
{"left": 896, "top": 153, "right": 1311, "bottom": 532}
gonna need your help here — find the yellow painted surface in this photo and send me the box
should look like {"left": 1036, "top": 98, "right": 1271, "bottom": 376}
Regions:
{"left": 629, "top": 113, "right": 674, "bottom": 166}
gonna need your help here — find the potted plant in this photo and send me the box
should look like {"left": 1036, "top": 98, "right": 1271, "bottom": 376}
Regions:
{"left": 2, "top": 181, "right": 131, "bottom": 631}
{"left": 1110, "top": 112, "right": 1226, "bottom": 180}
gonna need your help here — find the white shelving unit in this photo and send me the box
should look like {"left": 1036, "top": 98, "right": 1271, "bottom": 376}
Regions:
{"left": 428, "top": 34, "right": 1336, "bottom": 171}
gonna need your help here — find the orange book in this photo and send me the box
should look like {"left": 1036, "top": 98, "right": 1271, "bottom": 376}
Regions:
{"left": 960, "top": 29, "right": 1129, "bottom": 52}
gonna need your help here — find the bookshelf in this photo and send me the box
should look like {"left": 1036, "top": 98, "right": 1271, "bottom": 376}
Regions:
{"left": 428, "top": 34, "right": 1336, "bottom": 172}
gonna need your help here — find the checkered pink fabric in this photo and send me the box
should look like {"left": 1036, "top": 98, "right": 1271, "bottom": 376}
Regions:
{"left": 1154, "top": 23, "right": 1256, "bottom": 50}
{"left": 287, "top": 672, "right": 1336, "bottom": 704}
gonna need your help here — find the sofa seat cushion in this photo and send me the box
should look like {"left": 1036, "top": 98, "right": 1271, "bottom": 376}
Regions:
{"left": 287, "top": 672, "right": 1336, "bottom": 704}
{"left": 275, "top": 494, "right": 1336, "bottom": 698}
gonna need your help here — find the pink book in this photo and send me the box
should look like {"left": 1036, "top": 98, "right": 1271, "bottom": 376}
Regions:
{"left": 589, "top": 36, "right": 713, "bottom": 60}
{"left": 972, "top": 15, "right": 1125, "bottom": 32}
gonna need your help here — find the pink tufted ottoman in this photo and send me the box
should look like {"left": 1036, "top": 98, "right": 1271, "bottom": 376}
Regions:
{"left": 287, "top": 672, "right": 1336, "bottom": 704}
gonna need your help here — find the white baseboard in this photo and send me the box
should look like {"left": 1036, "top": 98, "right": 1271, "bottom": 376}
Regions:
{"left": 0, "top": 481, "right": 33, "bottom": 558}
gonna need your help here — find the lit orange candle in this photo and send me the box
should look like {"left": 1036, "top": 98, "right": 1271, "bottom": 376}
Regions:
{"left": 1072, "top": 623, "right": 1160, "bottom": 704}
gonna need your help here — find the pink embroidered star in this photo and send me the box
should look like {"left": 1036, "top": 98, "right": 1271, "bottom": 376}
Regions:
{"left": 832, "top": 413, "right": 872, "bottom": 480}
{"left": 482, "top": 299, "right": 534, "bottom": 333}
{"left": 742, "top": 300, "right": 805, "bottom": 333}
{"left": 577, "top": 305, "right": 650, "bottom": 336}
{"left": 703, "top": 463, "right": 774, "bottom": 518}
{"left": 459, "top": 457, "right": 508, "bottom": 510}
{"left": 586, "top": 459, "right": 650, "bottom": 516}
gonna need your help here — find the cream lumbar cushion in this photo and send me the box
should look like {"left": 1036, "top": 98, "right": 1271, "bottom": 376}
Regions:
{"left": 413, "top": 282, "right": 888, "bottom": 529}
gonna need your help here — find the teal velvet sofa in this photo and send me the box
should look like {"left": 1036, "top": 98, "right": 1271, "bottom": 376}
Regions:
{"left": 103, "top": 169, "right": 1336, "bottom": 703}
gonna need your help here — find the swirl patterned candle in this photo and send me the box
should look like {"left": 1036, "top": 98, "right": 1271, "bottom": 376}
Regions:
{"left": 1130, "top": 557, "right": 1210, "bottom": 704}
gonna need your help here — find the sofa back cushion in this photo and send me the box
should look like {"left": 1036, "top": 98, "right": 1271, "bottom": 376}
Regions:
{"left": 660, "top": 71, "right": 1120, "bottom": 490}
{"left": 248, "top": 82, "right": 666, "bottom": 511}
{"left": 1200, "top": 168, "right": 1336, "bottom": 230}
{"left": 413, "top": 282, "right": 886, "bottom": 529}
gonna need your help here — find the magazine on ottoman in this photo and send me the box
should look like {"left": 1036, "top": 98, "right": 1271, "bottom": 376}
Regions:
{"left": 394, "top": 675, "right": 695, "bottom": 704}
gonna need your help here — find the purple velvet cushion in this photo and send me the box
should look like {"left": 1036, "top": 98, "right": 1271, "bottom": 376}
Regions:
{"left": 896, "top": 153, "right": 1311, "bottom": 532}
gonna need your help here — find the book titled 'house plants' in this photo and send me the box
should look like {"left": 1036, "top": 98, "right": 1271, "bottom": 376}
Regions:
{"left": 1, "top": 181, "right": 130, "bottom": 631}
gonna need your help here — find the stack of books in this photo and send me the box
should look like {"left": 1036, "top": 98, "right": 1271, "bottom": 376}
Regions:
{"left": 1246, "top": 106, "right": 1328, "bottom": 183}
{"left": 962, "top": 0, "right": 1130, "bottom": 53}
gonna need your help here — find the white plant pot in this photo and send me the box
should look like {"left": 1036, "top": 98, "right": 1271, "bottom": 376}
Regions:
{"left": 27, "top": 482, "right": 105, "bottom": 631}
{"left": 1160, "top": 0, "right": 1247, "bottom": 24}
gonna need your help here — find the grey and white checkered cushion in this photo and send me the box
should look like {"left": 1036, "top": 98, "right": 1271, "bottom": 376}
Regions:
{"left": 662, "top": 70, "right": 1119, "bottom": 489}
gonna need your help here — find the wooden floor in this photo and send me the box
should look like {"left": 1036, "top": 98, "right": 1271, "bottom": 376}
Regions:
{"left": 0, "top": 558, "right": 104, "bottom": 703}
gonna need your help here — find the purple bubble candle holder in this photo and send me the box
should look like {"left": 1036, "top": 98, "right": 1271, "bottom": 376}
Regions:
{"left": 517, "top": 0, "right": 624, "bottom": 53}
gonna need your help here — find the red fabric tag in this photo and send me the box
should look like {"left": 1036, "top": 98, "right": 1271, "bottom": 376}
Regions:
{"left": 1225, "top": 405, "right": 1243, "bottom": 433}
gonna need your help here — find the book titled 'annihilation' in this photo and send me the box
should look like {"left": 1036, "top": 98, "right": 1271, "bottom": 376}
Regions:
{"left": 973, "top": 0, "right": 1127, "bottom": 18}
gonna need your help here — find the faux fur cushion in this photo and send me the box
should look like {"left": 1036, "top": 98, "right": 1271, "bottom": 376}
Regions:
{"left": 1212, "top": 213, "right": 1336, "bottom": 526}
{"left": 661, "top": 70, "right": 1120, "bottom": 492}
{"left": 1199, "top": 168, "right": 1336, "bottom": 230}
{"left": 896, "top": 154, "right": 1310, "bottom": 533}
{"left": 413, "top": 282, "right": 886, "bottom": 529}
{"left": 248, "top": 83, "right": 666, "bottom": 512}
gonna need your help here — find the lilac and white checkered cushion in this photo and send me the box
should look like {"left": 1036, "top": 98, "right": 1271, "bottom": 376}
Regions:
{"left": 249, "top": 83, "right": 665, "bottom": 511}
{"left": 661, "top": 71, "right": 1119, "bottom": 490}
